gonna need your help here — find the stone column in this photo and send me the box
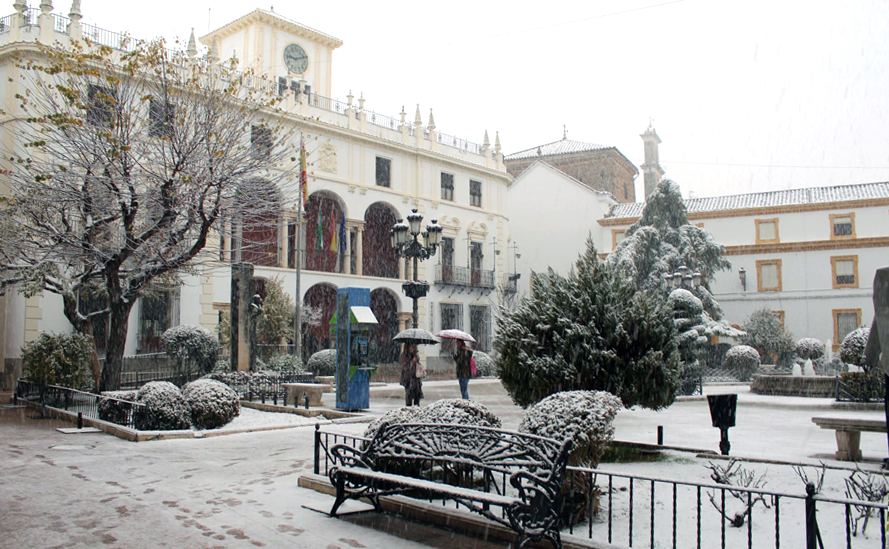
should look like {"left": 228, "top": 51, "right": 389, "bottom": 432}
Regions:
{"left": 67, "top": 0, "right": 81, "bottom": 40}
{"left": 344, "top": 225, "right": 352, "bottom": 275}
{"left": 278, "top": 216, "right": 288, "bottom": 268}
{"left": 230, "top": 263, "right": 254, "bottom": 372}
{"left": 355, "top": 225, "right": 364, "bottom": 276}
{"left": 11, "top": 0, "right": 26, "bottom": 42}
{"left": 38, "top": 0, "right": 53, "bottom": 44}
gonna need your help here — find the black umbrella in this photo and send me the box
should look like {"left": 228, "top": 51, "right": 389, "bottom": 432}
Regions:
{"left": 393, "top": 328, "right": 439, "bottom": 345}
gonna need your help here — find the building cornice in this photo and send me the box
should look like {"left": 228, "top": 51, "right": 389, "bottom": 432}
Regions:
{"left": 722, "top": 236, "right": 889, "bottom": 256}
{"left": 199, "top": 9, "right": 343, "bottom": 50}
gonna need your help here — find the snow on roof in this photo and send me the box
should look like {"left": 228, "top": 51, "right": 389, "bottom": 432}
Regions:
{"left": 504, "top": 138, "right": 612, "bottom": 161}
{"left": 606, "top": 181, "right": 889, "bottom": 219}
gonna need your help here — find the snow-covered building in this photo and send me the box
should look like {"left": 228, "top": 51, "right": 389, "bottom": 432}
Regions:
{"left": 0, "top": 4, "right": 511, "bottom": 388}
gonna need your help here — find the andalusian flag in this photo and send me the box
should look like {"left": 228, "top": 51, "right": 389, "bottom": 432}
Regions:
{"left": 300, "top": 137, "right": 309, "bottom": 206}
{"left": 329, "top": 213, "right": 337, "bottom": 254}
{"left": 316, "top": 210, "right": 323, "bottom": 252}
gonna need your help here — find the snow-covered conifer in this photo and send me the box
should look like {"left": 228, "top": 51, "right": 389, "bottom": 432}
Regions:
{"left": 740, "top": 309, "right": 795, "bottom": 368}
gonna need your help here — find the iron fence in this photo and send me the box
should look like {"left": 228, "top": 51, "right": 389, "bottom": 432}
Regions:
{"left": 210, "top": 371, "right": 315, "bottom": 406}
{"left": 313, "top": 426, "right": 889, "bottom": 548}
{"left": 15, "top": 379, "right": 144, "bottom": 429}
{"left": 836, "top": 374, "right": 886, "bottom": 403}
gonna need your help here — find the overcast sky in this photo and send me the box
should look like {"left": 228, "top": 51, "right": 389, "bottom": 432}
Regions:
{"left": 67, "top": 0, "right": 889, "bottom": 200}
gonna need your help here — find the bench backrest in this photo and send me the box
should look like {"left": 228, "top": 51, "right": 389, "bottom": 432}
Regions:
{"left": 368, "top": 422, "right": 571, "bottom": 478}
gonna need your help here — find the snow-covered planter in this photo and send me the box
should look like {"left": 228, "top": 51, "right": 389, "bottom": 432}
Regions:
{"left": 134, "top": 381, "right": 191, "bottom": 431}
{"left": 795, "top": 338, "right": 825, "bottom": 361}
{"left": 98, "top": 390, "right": 138, "bottom": 425}
{"left": 307, "top": 349, "right": 336, "bottom": 376}
{"left": 724, "top": 345, "right": 761, "bottom": 382}
{"left": 519, "top": 390, "right": 622, "bottom": 524}
{"left": 471, "top": 351, "right": 496, "bottom": 377}
{"left": 162, "top": 325, "right": 221, "bottom": 377}
{"left": 258, "top": 354, "right": 305, "bottom": 373}
{"left": 182, "top": 379, "right": 240, "bottom": 429}
{"left": 840, "top": 326, "right": 869, "bottom": 370}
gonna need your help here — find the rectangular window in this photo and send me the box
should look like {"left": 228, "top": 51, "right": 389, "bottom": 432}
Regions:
{"left": 833, "top": 308, "right": 862, "bottom": 351}
{"left": 756, "top": 259, "right": 782, "bottom": 292}
{"left": 375, "top": 157, "right": 391, "bottom": 187}
{"left": 138, "top": 289, "right": 179, "bottom": 353}
{"left": 470, "top": 180, "right": 482, "bottom": 207}
{"left": 470, "top": 241, "right": 484, "bottom": 286}
{"left": 251, "top": 125, "right": 272, "bottom": 160}
{"left": 830, "top": 213, "right": 855, "bottom": 239}
{"left": 441, "top": 173, "right": 454, "bottom": 201}
{"left": 87, "top": 84, "right": 114, "bottom": 127}
{"left": 439, "top": 302, "right": 463, "bottom": 355}
{"left": 831, "top": 255, "right": 858, "bottom": 288}
{"left": 612, "top": 229, "right": 626, "bottom": 249}
{"left": 440, "top": 237, "right": 455, "bottom": 283}
{"left": 469, "top": 305, "right": 492, "bottom": 353}
{"left": 772, "top": 310, "right": 785, "bottom": 327}
{"left": 755, "top": 218, "right": 779, "bottom": 244}
{"left": 148, "top": 98, "right": 174, "bottom": 138}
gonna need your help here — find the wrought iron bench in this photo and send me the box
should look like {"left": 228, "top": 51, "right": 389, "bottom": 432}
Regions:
{"left": 812, "top": 416, "right": 887, "bottom": 461}
{"left": 328, "top": 422, "right": 573, "bottom": 549}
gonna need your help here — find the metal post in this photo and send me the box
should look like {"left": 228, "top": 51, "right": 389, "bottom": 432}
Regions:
{"left": 412, "top": 254, "right": 419, "bottom": 328}
{"left": 304, "top": 393, "right": 309, "bottom": 410}
{"left": 657, "top": 425, "right": 664, "bottom": 446}
{"left": 77, "top": 412, "right": 83, "bottom": 430}
{"left": 313, "top": 424, "right": 320, "bottom": 475}
{"left": 805, "top": 482, "right": 817, "bottom": 549}
{"left": 720, "top": 427, "right": 731, "bottom": 455}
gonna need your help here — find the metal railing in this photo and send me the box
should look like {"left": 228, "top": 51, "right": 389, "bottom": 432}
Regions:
{"left": 366, "top": 109, "right": 400, "bottom": 130}
{"left": 22, "top": 8, "right": 38, "bottom": 26}
{"left": 434, "top": 264, "right": 496, "bottom": 289}
{"left": 436, "top": 131, "right": 481, "bottom": 154}
{"left": 313, "top": 426, "right": 889, "bottom": 548}
{"left": 81, "top": 22, "right": 133, "bottom": 51}
{"left": 208, "top": 371, "right": 315, "bottom": 405}
{"left": 0, "top": 13, "right": 12, "bottom": 33}
{"left": 16, "top": 379, "right": 144, "bottom": 429}
{"left": 836, "top": 374, "right": 885, "bottom": 403}
{"left": 51, "top": 12, "right": 69, "bottom": 33}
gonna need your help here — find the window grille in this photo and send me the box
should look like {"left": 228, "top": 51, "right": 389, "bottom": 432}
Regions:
{"left": 470, "top": 180, "right": 482, "bottom": 207}
{"left": 375, "top": 157, "right": 391, "bottom": 187}
{"left": 441, "top": 173, "right": 454, "bottom": 201}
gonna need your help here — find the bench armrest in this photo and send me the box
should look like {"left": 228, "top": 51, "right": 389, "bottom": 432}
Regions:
{"left": 330, "top": 443, "right": 374, "bottom": 469}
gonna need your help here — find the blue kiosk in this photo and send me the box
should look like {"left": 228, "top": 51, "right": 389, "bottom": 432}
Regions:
{"left": 331, "top": 287, "right": 378, "bottom": 410}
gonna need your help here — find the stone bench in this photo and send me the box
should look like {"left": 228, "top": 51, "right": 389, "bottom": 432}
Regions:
{"left": 282, "top": 383, "right": 325, "bottom": 407}
{"left": 314, "top": 376, "right": 335, "bottom": 393}
{"left": 812, "top": 416, "right": 887, "bottom": 461}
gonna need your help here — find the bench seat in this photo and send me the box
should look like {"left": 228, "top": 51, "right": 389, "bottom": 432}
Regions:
{"left": 812, "top": 416, "right": 887, "bottom": 461}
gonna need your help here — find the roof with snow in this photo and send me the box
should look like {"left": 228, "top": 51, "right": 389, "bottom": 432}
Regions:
{"left": 504, "top": 138, "right": 613, "bottom": 161}
{"left": 606, "top": 181, "right": 889, "bottom": 219}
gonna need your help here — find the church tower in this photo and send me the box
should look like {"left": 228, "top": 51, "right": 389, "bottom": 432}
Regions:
{"left": 640, "top": 123, "right": 664, "bottom": 200}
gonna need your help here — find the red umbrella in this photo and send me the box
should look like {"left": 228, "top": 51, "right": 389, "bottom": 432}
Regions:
{"left": 435, "top": 329, "right": 476, "bottom": 343}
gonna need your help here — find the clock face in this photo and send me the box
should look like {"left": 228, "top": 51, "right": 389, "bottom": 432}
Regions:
{"left": 283, "top": 43, "right": 308, "bottom": 74}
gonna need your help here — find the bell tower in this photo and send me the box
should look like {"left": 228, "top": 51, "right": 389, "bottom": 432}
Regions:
{"left": 640, "top": 122, "right": 664, "bottom": 200}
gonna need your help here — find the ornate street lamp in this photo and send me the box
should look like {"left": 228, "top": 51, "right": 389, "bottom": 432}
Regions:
{"left": 391, "top": 209, "right": 442, "bottom": 328}
{"left": 664, "top": 265, "right": 702, "bottom": 291}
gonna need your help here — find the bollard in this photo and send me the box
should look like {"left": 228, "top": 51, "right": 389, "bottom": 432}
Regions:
{"left": 77, "top": 412, "right": 83, "bottom": 430}
{"left": 261, "top": 390, "right": 265, "bottom": 404}
{"left": 13, "top": 394, "right": 17, "bottom": 406}
{"left": 657, "top": 425, "right": 664, "bottom": 446}
{"left": 283, "top": 392, "right": 288, "bottom": 407}
{"left": 273, "top": 391, "right": 277, "bottom": 406}
{"left": 303, "top": 393, "right": 309, "bottom": 410}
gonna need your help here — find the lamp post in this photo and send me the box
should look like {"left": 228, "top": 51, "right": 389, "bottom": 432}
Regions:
{"left": 663, "top": 265, "right": 701, "bottom": 291}
{"left": 391, "top": 209, "right": 442, "bottom": 329}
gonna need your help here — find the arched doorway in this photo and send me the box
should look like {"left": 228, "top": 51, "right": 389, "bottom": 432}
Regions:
{"left": 306, "top": 193, "right": 345, "bottom": 273}
{"left": 369, "top": 288, "right": 401, "bottom": 365}
{"left": 234, "top": 179, "right": 281, "bottom": 267}
{"left": 363, "top": 203, "right": 399, "bottom": 278}
{"left": 302, "top": 283, "right": 337, "bottom": 357}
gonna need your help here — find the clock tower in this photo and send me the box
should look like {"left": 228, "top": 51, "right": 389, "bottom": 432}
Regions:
{"left": 640, "top": 123, "right": 664, "bottom": 200}
{"left": 199, "top": 9, "right": 342, "bottom": 98}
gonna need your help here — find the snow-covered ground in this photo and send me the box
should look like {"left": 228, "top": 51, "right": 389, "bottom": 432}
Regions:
{"left": 2, "top": 380, "right": 887, "bottom": 548}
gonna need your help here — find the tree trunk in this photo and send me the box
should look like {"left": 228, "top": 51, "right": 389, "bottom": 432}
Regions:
{"left": 62, "top": 293, "right": 102, "bottom": 391}
{"left": 100, "top": 300, "right": 134, "bottom": 392}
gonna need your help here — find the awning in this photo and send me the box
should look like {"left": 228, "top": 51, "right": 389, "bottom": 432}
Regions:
{"left": 329, "top": 306, "right": 379, "bottom": 325}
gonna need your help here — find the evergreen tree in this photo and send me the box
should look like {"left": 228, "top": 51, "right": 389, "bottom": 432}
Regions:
{"left": 607, "top": 180, "right": 731, "bottom": 320}
{"left": 740, "top": 308, "right": 795, "bottom": 367}
{"left": 496, "top": 238, "right": 681, "bottom": 410}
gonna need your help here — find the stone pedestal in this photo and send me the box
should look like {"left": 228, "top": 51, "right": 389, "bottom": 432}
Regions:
{"left": 283, "top": 383, "right": 324, "bottom": 407}
{"left": 835, "top": 430, "right": 863, "bottom": 461}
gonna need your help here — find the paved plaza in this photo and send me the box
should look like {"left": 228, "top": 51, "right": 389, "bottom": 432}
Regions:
{"left": 1, "top": 379, "right": 886, "bottom": 548}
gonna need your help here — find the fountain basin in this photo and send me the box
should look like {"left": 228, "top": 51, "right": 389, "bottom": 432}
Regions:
{"left": 749, "top": 374, "right": 836, "bottom": 398}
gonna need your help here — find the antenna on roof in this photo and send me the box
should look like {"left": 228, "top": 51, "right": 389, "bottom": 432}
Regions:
{"left": 563, "top": 125, "right": 567, "bottom": 140}
{"left": 208, "top": 7, "right": 211, "bottom": 33}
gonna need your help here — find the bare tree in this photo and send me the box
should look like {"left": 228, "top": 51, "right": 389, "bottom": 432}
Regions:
{"left": 0, "top": 38, "right": 295, "bottom": 390}
{"left": 844, "top": 466, "right": 889, "bottom": 536}
{"left": 706, "top": 459, "right": 771, "bottom": 527}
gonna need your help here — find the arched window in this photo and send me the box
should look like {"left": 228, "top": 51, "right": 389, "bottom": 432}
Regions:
{"left": 363, "top": 203, "right": 399, "bottom": 278}
{"left": 233, "top": 179, "right": 280, "bottom": 267}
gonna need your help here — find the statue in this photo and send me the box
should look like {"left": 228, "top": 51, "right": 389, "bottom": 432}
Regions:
{"left": 864, "top": 266, "right": 889, "bottom": 468}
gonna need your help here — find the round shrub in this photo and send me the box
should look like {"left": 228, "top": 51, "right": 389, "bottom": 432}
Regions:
{"left": 795, "top": 338, "right": 825, "bottom": 361}
{"left": 162, "top": 325, "right": 221, "bottom": 377}
{"left": 362, "top": 399, "right": 501, "bottom": 440}
{"left": 98, "top": 390, "right": 138, "bottom": 425}
{"left": 472, "top": 351, "right": 496, "bottom": 377}
{"left": 307, "top": 349, "right": 336, "bottom": 376}
{"left": 182, "top": 379, "right": 240, "bottom": 429}
{"left": 22, "top": 332, "right": 94, "bottom": 391}
{"left": 840, "top": 326, "right": 869, "bottom": 370}
{"left": 259, "top": 354, "right": 305, "bottom": 373}
{"left": 518, "top": 390, "right": 622, "bottom": 469}
{"left": 724, "top": 345, "right": 761, "bottom": 381}
{"left": 134, "top": 381, "right": 191, "bottom": 431}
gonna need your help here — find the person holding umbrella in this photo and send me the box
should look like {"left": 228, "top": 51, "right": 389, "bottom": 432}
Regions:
{"left": 454, "top": 339, "right": 473, "bottom": 399}
{"left": 400, "top": 342, "right": 423, "bottom": 406}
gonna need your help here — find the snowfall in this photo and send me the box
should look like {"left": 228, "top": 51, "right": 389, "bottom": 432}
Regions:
{"left": 2, "top": 378, "right": 888, "bottom": 548}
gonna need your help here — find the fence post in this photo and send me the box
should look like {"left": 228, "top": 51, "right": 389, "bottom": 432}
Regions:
{"left": 313, "top": 424, "right": 320, "bottom": 475}
{"left": 805, "top": 482, "right": 818, "bottom": 549}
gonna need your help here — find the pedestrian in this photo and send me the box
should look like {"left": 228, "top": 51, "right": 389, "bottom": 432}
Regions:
{"left": 454, "top": 339, "right": 472, "bottom": 399}
{"left": 400, "top": 343, "right": 423, "bottom": 406}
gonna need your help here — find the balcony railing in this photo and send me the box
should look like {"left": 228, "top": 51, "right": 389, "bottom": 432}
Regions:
{"left": 0, "top": 14, "right": 11, "bottom": 33}
{"left": 434, "top": 264, "right": 495, "bottom": 289}
{"left": 51, "top": 12, "right": 69, "bottom": 33}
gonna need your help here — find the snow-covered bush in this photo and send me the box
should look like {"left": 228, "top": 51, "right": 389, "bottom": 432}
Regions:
{"left": 840, "top": 326, "right": 869, "bottom": 371}
{"left": 22, "top": 332, "right": 94, "bottom": 391}
{"left": 133, "top": 381, "right": 191, "bottom": 431}
{"left": 669, "top": 289, "right": 709, "bottom": 387}
{"left": 362, "top": 399, "right": 501, "bottom": 440}
{"left": 258, "top": 354, "right": 305, "bottom": 373}
{"left": 724, "top": 345, "right": 761, "bottom": 381}
{"left": 740, "top": 308, "right": 795, "bottom": 368}
{"left": 519, "top": 391, "right": 622, "bottom": 469}
{"left": 307, "top": 349, "right": 336, "bottom": 376}
{"left": 162, "top": 325, "right": 221, "bottom": 378}
{"left": 795, "top": 338, "right": 825, "bottom": 361}
{"left": 519, "top": 390, "right": 623, "bottom": 525}
{"left": 98, "top": 390, "right": 138, "bottom": 425}
{"left": 182, "top": 379, "right": 240, "bottom": 429}
{"left": 838, "top": 371, "right": 884, "bottom": 402}
{"left": 212, "top": 357, "right": 231, "bottom": 374}
{"left": 497, "top": 238, "right": 681, "bottom": 410}
{"left": 472, "top": 351, "right": 496, "bottom": 377}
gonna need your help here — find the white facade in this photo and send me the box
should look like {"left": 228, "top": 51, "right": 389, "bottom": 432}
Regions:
{"left": 0, "top": 5, "right": 511, "bottom": 386}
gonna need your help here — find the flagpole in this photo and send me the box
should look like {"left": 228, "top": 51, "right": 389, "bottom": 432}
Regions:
{"left": 294, "top": 137, "right": 307, "bottom": 361}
